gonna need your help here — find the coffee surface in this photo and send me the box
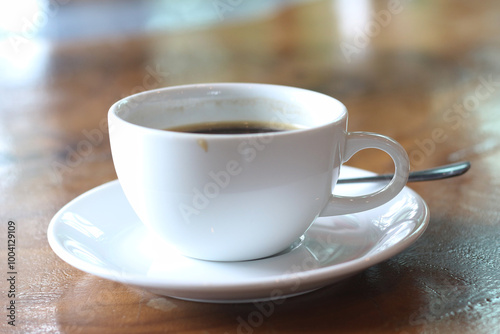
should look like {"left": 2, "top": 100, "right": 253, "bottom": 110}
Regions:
{"left": 165, "top": 121, "right": 300, "bottom": 134}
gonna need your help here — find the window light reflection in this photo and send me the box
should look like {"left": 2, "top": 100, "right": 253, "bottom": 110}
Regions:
{"left": 0, "top": 38, "right": 48, "bottom": 86}
{"left": 0, "top": 0, "right": 42, "bottom": 36}
{"left": 333, "top": 0, "right": 372, "bottom": 40}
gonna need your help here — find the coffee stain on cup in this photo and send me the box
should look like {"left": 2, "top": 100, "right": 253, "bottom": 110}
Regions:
{"left": 197, "top": 139, "right": 208, "bottom": 152}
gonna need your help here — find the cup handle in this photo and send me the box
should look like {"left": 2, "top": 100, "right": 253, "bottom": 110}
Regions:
{"left": 319, "top": 132, "right": 410, "bottom": 216}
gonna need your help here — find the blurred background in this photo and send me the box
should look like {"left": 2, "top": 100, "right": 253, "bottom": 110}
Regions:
{"left": 1, "top": 0, "right": 499, "bottom": 177}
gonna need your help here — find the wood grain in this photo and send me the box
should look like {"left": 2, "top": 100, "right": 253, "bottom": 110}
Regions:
{"left": 1, "top": 0, "right": 499, "bottom": 333}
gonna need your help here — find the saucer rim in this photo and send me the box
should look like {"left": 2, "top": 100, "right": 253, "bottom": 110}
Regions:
{"left": 47, "top": 167, "right": 429, "bottom": 298}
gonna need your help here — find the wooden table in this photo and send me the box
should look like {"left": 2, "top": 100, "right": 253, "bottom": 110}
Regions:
{"left": 1, "top": 0, "right": 499, "bottom": 333}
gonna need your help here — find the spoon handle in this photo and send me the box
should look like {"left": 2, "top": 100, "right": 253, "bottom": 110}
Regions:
{"left": 337, "top": 161, "right": 471, "bottom": 184}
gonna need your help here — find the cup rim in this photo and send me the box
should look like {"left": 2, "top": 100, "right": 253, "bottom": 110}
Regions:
{"left": 108, "top": 83, "right": 347, "bottom": 138}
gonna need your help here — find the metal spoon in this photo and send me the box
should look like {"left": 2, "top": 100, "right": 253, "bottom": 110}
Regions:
{"left": 337, "top": 161, "right": 471, "bottom": 184}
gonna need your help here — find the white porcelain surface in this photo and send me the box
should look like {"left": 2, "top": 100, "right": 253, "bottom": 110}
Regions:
{"left": 48, "top": 166, "right": 429, "bottom": 303}
{"left": 109, "top": 83, "right": 410, "bottom": 261}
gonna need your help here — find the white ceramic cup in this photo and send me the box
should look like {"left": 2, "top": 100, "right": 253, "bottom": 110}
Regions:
{"left": 109, "top": 83, "right": 409, "bottom": 262}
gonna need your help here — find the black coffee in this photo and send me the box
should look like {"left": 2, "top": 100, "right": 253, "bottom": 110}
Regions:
{"left": 165, "top": 121, "right": 300, "bottom": 134}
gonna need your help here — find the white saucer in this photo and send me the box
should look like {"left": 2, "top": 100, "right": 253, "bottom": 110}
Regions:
{"left": 47, "top": 166, "right": 429, "bottom": 303}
